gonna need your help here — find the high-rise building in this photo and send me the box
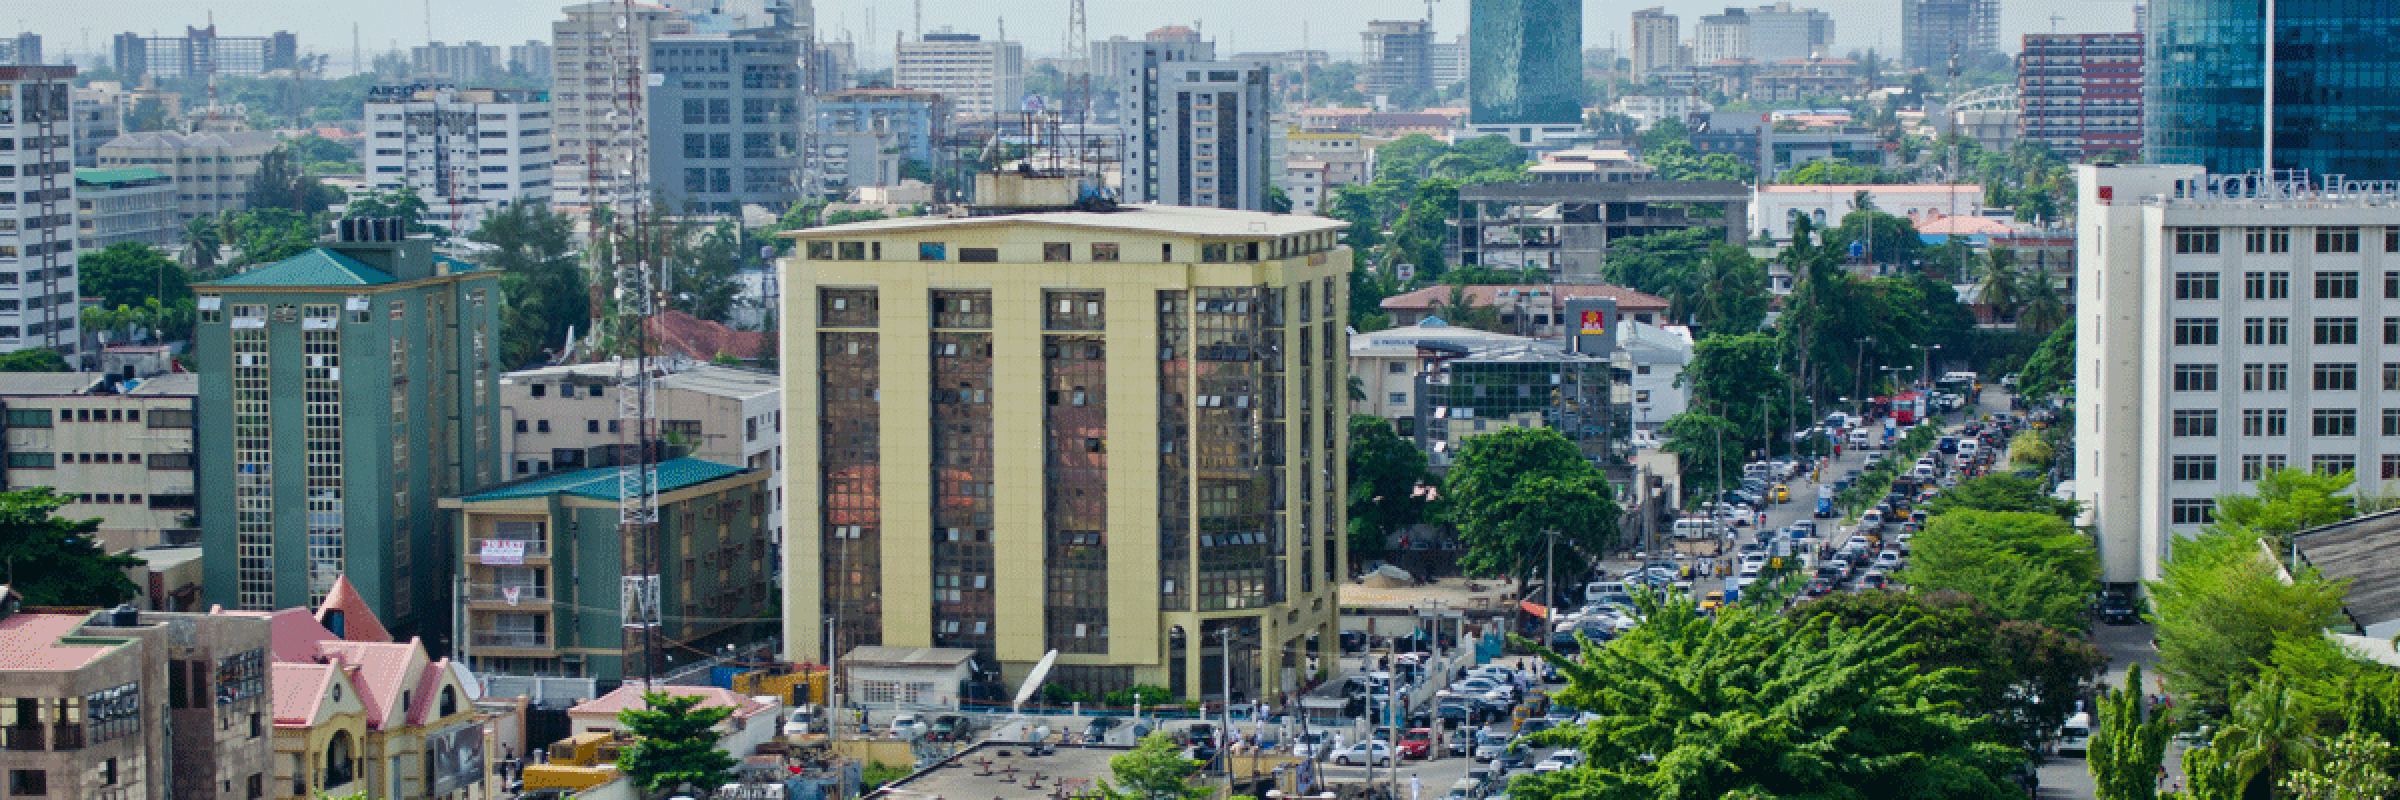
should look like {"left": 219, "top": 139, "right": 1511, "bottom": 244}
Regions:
{"left": 2146, "top": 0, "right": 2400, "bottom": 178}
{"left": 1101, "top": 37, "right": 1275, "bottom": 210}
{"left": 1899, "top": 0, "right": 1998, "bottom": 72}
{"left": 0, "top": 595, "right": 274, "bottom": 800}
{"left": 895, "top": 31, "right": 1025, "bottom": 117}
{"left": 93, "top": 131, "right": 279, "bottom": 222}
{"left": 779, "top": 199, "right": 1351, "bottom": 702}
{"left": 1694, "top": 9, "right": 1752, "bottom": 67}
{"left": 1631, "top": 8, "right": 1683, "bottom": 80}
{"left": 508, "top": 40, "right": 554, "bottom": 83}
{"left": 549, "top": 2, "right": 689, "bottom": 208}
{"left": 111, "top": 27, "right": 297, "bottom": 81}
{"left": 815, "top": 88, "right": 949, "bottom": 192}
{"left": 410, "top": 41, "right": 505, "bottom": 82}
{"left": 0, "top": 33, "right": 41, "bottom": 65}
{"left": 364, "top": 86, "right": 555, "bottom": 234}
{"left": 1431, "top": 35, "right": 1470, "bottom": 88}
{"left": 648, "top": 27, "right": 811, "bottom": 213}
{"left": 1360, "top": 20, "right": 1434, "bottom": 99}
{"left": 2073, "top": 164, "right": 2400, "bottom": 583}
{"left": 1747, "top": 3, "right": 1835, "bottom": 61}
{"left": 70, "top": 85, "right": 121, "bottom": 167}
{"left": 2018, "top": 33, "right": 2143, "bottom": 162}
{"left": 1469, "top": 0, "right": 1585, "bottom": 141}
{"left": 196, "top": 221, "right": 502, "bottom": 651}
{"left": 0, "top": 66, "right": 78, "bottom": 357}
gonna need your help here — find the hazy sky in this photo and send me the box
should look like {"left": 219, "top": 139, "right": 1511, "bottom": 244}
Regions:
{"left": 41, "top": 0, "right": 2141, "bottom": 74}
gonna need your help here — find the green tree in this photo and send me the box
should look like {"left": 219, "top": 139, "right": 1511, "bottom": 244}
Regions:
{"left": 343, "top": 188, "right": 438, "bottom": 237}
{"left": 2281, "top": 730, "right": 2397, "bottom": 800}
{"left": 243, "top": 147, "right": 342, "bottom": 214}
{"left": 2215, "top": 677, "right": 2327, "bottom": 799}
{"left": 2174, "top": 738, "right": 2249, "bottom": 800}
{"left": 1442, "top": 428, "right": 1622, "bottom": 585}
{"left": 1680, "top": 333, "right": 1797, "bottom": 456}
{"left": 1347, "top": 415, "right": 1431, "bottom": 566}
{"left": 2149, "top": 526, "right": 2348, "bottom": 709}
{"left": 469, "top": 202, "right": 590, "bottom": 368}
{"left": 2018, "top": 321, "right": 2075, "bottom": 403}
{"left": 0, "top": 488, "right": 144, "bottom": 607}
{"left": 285, "top": 133, "right": 359, "bottom": 171}
{"left": 1780, "top": 160, "right": 1895, "bottom": 185}
{"left": 182, "top": 214, "right": 225, "bottom": 270}
{"left": 126, "top": 97, "right": 168, "bottom": 132}
{"left": 1428, "top": 283, "right": 1502, "bottom": 331}
{"left": 0, "top": 349, "right": 68, "bottom": 372}
{"left": 221, "top": 209, "right": 324, "bottom": 268}
{"left": 1684, "top": 243, "right": 1770, "bottom": 335}
{"left": 1900, "top": 509, "right": 2097, "bottom": 631}
{"left": 1660, "top": 411, "right": 1746, "bottom": 502}
{"left": 2010, "top": 431, "right": 2055, "bottom": 469}
{"left": 1794, "top": 589, "right": 2105, "bottom": 756}
{"left": 2216, "top": 468, "right": 2359, "bottom": 543}
{"left": 1922, "top": 473, "right": 2081, "bottom": 520}
{"left": 2091, "top": 664, "right": 2174, "bottom": 800}
{"left": 614, "top": 691, "right": 738, "bottom": 794}
{"left": 1264, "top": 185, "right": 1293, "bottom": 213}
{"left": 1519, "top": 598, "right": 2023, "bottom": 799}
{"left": 1096, "top": 733, "right": 1210, "bottom": 800}
{"left": 76, "top": 242, "right": 192, "bottom": 312}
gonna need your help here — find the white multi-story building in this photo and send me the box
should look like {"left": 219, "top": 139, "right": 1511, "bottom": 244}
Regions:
{"left": 0, "top": 66, "right": 78, "bottom": 357}
{"left": 1630, "top": 8, "right": 1682, "bottom": 78}
{"left": 550, "top": 1, "right": 688, "bottom": 208}
{"left": 1751, "top": 183, "right": 1983, "bottom": 241}
{"left": 364, "top": 85, "right": 555, "bottom": 234}
{"left": 1694, "top": 10, "right": 1751, "bottom": 66}
{"left": 2076, "top": 164, "right": 2400, "bottom": 584}
{"left": 895, "top": 31, "right": 1024, "bottom": 118}
{"left": 1610, "top": 94, "right": 1715, "bottom": 131}
{"left": 1101, "top": 37, "right": 1275, "bottom": 210}
{"left": 1747, "top": 2, "right": 1836, "bottom": 61}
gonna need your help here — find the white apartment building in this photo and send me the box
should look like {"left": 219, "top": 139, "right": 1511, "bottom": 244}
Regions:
{"left": 1102, "top": 37, "right": 1275, "bottom": 210}
{"left": 1610, "top": 94, "right": 1715, "bottom": 131}
{"left": 2076, "top": 164, "right": 2400, "bottom": 583}
{"left": 1694, "top": 11, "right": 1751, "bottom": 66}
{"left": 0, "top": 66, "right": 78, "bottom": 356}
{"left": 364, "top": 85, "right": 555, "bottom": 234}
{"left": 1630, "top": 8, "right": 1682, "bottom": 78}
{"left": 498, "top": 360, "right": 783, "bottom": 539}
{"left": 895, "top": 31, "right": 1024, "bottom": 118}
{"left": 1752, "top": 183, "right": 1984, "bottom": 241}
{"left": 550, "top": 1, "right": 688, "bottom": 207}
{"left": 1747, "top": 2, "right": 1837, "bottom": 62}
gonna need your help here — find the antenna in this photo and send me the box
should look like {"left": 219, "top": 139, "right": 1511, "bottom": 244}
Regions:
{"left": 1067, "top": 0, "right": 1087, "bottom": 120}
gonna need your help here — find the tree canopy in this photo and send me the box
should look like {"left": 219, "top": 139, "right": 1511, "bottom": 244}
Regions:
{"left": 1793, "top": 589, "right": 2104, "bottom": 757}
{"left": 1920, "top": 473, "right": 2080, "bottom": 520}
{"left": 614, "top": 691, "right": 738, "bottom": 793}
{"left": 1442, "top": 428, "right": 1622, "bottom": 585}
{"left": 1519, "top": 597, "right": 2027, "bottom": 799}
{"left": 470, "top": 202, "right": 590, "bottom": 368}
{"left": 2016, "top": 321, "right": 2074, "bottom": 403}
{"left": 1097, "top": 733, "right": 1210, "bottom": 800}
{"left": 2216, "top": 468, "right": 2359, "bottom": 542}
{"left": 77, "top": 242, "right": 192, "bottom": 312}
{"left": 0, "top": 488, "right": 144, "bottom": 607}
{"left": 2148, "top": 525, "right": 2347, "bottom": 710}
{"left": 1347, "top": 415, "right": 1431, "bottom": 565}
{"left": 1899, "top": 509, "right": 2096, "bottom": 632}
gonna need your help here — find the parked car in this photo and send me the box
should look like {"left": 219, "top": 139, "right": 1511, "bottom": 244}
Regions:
{"left": 928, "top": 714, "right": 979, "bottom": 741}
{"left": 1398, "top": 728, "right": 1435, "bottom": 760}
{"left": 783, "top": 705, "right": 820, "bottom": 737}
{"left": 888, "top": 712, "right": 928, "bottom": 739}
{"left": 2099, "top": 592, "right": 2140, "bottom": 625}
{"left": 1333, "top": 741, "right": 1397, "bottom": 766}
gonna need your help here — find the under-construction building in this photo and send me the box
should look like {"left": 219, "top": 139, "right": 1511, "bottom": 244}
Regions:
{"left": 1361, "top": 21, "right": 1435, "bottom": 100}
{"left": 1900, "top": 0, "right": 2000, "bottom": 72}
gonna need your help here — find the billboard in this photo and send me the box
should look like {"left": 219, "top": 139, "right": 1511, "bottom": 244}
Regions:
{"left": 1578, "top": 309, "right": 1607, "bottom": 335}
{"left": 1563, "top": 297, "right": 1618, "bottom": 356}
{"left": 427, "top": 724, "right": 487, "bottom": 796}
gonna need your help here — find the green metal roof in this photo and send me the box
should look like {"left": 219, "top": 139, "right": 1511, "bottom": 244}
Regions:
{"left": 74, "top": 167, "right": 167, "bottom": 186}
{"left": 205, "top": 249, "right": 399, "bottom": 287}
{"left": 458, "top": 458, "right": 753, "bottom": 503}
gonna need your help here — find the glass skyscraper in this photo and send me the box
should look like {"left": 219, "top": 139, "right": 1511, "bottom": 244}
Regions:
{"left": 2148, "top": 0, "right": 2400, "bottom": 178}
{"left": 1468, "top": 0, "right": 1584, "bottom": 126}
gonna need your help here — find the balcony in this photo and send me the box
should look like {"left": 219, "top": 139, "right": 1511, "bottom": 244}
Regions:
{"left": 471, "top": 630, "right": 553, "bottom": 650}
{"left": 2, "top": 725, "right": 40, "bottom": 751}
{"left": 470, "top": 538, "right": 550, "bottom": 563}
{"left": 466, "top": 584, "right": 552, "bottom": 606}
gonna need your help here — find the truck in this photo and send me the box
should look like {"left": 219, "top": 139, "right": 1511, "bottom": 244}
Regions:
{"left": 1815, "top": 486, "right": 1835, "bottom": 518}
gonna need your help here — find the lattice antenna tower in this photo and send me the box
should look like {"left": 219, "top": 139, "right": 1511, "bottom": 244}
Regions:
{"left": 597, "top": 0, "right": 665, "bottom": 688}
{"left": 1067, "top": 0, "right": 1088, "bottom": 121}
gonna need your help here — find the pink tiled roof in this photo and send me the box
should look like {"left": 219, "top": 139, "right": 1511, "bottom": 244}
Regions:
{"left": 0, "top": 614, "right": 115, "bottom": 672}
{"left": 570, "top": 685, "right": 772, "bottom": 721}
{"left": 221, "top": 608, "right": 341, "bottom": 664}
{"left": 317, "top": 639, "right": 421, "bottom": 730}
{"left": 646, "top": 310, "right": 767, "bottom": 362}
{"left": 272, "top": 661, "right": 338, "bottom": 726}
{"left": 316, "top": 574, "right": 393, "bottom": 644}
{"left": 1380, "top": 284, "right": 1670, "bottom": 313}
{"left": 1916, "top": 214, "right": 2017, "bottom": 236}
{"left": 406, "top": 658, "right": 450, "bottom": 727}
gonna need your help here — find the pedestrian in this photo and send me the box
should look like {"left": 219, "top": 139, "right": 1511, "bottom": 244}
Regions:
{"left": 1411, "top": 774, "right": 1424, "bottom": 800}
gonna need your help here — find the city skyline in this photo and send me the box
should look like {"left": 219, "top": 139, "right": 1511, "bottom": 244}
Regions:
{"left": 38, "top": 0, "right": 2140, "bottom": 75}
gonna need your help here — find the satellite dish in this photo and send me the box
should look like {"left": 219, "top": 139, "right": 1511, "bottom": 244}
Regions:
{"left": 1012, "top": 649, "right": 1060, "bottom": 712}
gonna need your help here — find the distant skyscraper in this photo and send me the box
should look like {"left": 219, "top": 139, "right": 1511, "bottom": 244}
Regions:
{"left": 549, "top": 1, "right": 685, "bottom": 208}
{"left": 649, "top": 26, "right": 812, "bottom": 213}
{"left": 2019, "top": 33, "right": 2143, "bottom": 162}
{"left": 0, "top": 66, "right": 76, "bottom": 357}
{"left": 1469, "top": 0, "right": 1584, "bottom": 138}
{"left": 895, "top": 31, "right": 1025, "bottom": 117}
{"left": 1900, "top": 0, "right": 1998, "bottom": 72}
{"left": 1360, "top": 20, "right": 1434, "bottom": 99}
{"left": 1100, "top": 35, "right": 1274, "bottom": 210}
{"left": 2146, "top": 0, "right": 2400, "bottom": 178}
{"left": 1746, "top": 2, "right": 1835, "bottom": 62}
{"left": 111, "top": 27, "right": 297, "bottom": 80}
{"left": 0, "top": 33, "right": 41, "bottom": 65}
{"left": 1630, "top": 8, "right": 1681, "bottom": 79}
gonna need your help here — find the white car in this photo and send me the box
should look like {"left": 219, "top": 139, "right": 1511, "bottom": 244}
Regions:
{"left": 888, "top": 712, "right": 927, "bottom": 739}
{"left": 1875, "top": 550, "right": 1904, "bottom": 569}
{"left": 1333, "top": 741, "right": 1397, "bottom": 766}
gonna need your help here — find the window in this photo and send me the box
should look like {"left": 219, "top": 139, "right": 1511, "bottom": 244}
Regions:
{"left": 1043, "top": 242, "right": 1072, "bottom": 262}
{"left": 4, "top": 453, "right": 53, "bottom": 468}
{"left": 2174, "top": 272, "right": 2221, "bottom": 299}
{"left": 2384, "top": 454, "right": 2400, "bottom": 480}
{"left": 2388, "top": 271, "right": 2399, "bottom": 298}
{"left": 2315, "top": 454, "right": 2359, "bottom": 475}
{"left": 2389, "top": 318, "right": 2400, "bottom": 345}
{"left": 2245, "top": 271, "right": 2292, "bottom": 299}
{"left": 2172, "top": 364, "right": 2218, "bottom": 391}
{"left": 2385, "top": 408, "right": 2400, "bottom": 436}
{"left": 2315, "top": 363, "right": 2359, "bottom": 391}
{"left": 2243, "top": 227, "right": 2289, "bottom": 253}
{"left": 530, "top": 383, "right": 547, "bottom": 397}
{"left": 1200, "top": 243, "right": 1229, "bottom": 262}
{"left": 1, "top": 408, "right": 48, "bottom": 427}
{"left": 8, "top": 770, "right": 43, "bottom": 796}
{"left": 2171, "top": 409, "right": 2218, "bottom": 437}
{"left": 1388, "top": 362, "right": 1407, "bottom": 374}
{"left": 2244, "top": 363, "right": 2267, "bottom": 391}
{"left": 2243, "top": 454, "right": 2266, "bottom": 481}
{"left": 918, "top": 242, "right": 946, "bottom": 260}
{"left": 2316, "top": 317, "right": 2360, "bottom": 345}
{"left": 2317, "top": 271, "right": 2361, "bottom": 299}
{"left": 513, "top": 419, "right": 527, "bottom": 433}
{"left": 2242, "top": 409, "right": 2289, "bottom": 436}
{"left": 536, "top": 420, "right": 550, "bottom": 433}
{"left": 1091, "top": 243, "right": 1120, "bottom": 261}
{"left": 2269, "top": 363, "right": 2290, "bottom": 390}
{"left": 2171, "top": 455, "right": 2218, "bottom": 481}
{"left": 836, "top": 241, "right": 866, "bottom": 260}
{"left": 2178, "top": 228, "right": 2223, "bottom": 253}
{"left": 2173, "top": 318, "right": 2219, "bottom": 346}
{"left": 960, "top": 247, "right": 998, "bottom": 263}
{"left": 2171, "top": 499, "right": 2216, "bottom": 524}
{"left": 2314, "top": 408, "right": 2358, "bottom": 436}
{"left": 2318, "top": 226, "right": 2362, "bottom": 253}
{"left": 1388, "top": 393, "right": 1406, "bottom": 404}
{"left": 148, "top": 453, "right": 195, "bottom": 470}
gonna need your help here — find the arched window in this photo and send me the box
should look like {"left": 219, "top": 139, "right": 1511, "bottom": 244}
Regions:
{"left": 439, "top": 686, "right": 458, "bottom": 718}
{"left": 325, "top": 730, "right": 357, "bottom": 788}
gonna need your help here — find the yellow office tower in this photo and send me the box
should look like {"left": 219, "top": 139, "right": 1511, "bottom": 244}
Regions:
{"left": 780, "top": 201, "right": 1350, "bottom": 704}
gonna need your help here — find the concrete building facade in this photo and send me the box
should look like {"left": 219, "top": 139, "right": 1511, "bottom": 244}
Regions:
{"left": 73, "top": 167, "right": 179, "bottom": 251}
{"left": 1360, "top": 21, "right": 1434, "bottom": 100}
{"left": 815, "top": 88, "right": 948, "bottom": 193}
{"left": 895, "top": 32, "right": 1025, "bottom": 118}
{"left": 2073, "top": 164, "right": 2400, "bottom": 583}
{"left": 1630, "top": 8, "right": 1682, "bottom": 79}
{"left": 2018, "top": 33, "right": 2144, "bottom": 163}
{"left": 0, "top": 373, "right": 199, "bottom": 553}
{"left": 111, "top": 28, "right": 298, "bottom": 81}
{"left": 1467, "top": 0, "right": 1584, "bottom": 142}
{"left": 549, "top": 2, "right": 688, "bottom": 208}
{"left": 648, "top": 27, "right": 811, "bottom": 213}
{"left": 779, "top": 202, "right": 1350, "bottom": 702}
{"left": 93, "top": 130, "right": 280, "bottom": 222}
{"left": 1106, "top": 39, "right": 1275, "bottom": 211}
{"left": 195, "top": 224, "right": 502, "bottom": 651}
{"left": 0, "top": 595, "right": 274, "bottom": 800}
{"left": 1900, "top": 0, "right": 1999, "bottom": 71}
{"left": 0, "top": 66, "right": 77, "bottom": 357}
{"left": 363, "top": 86, "right": 555, "bottom": 234}
{"left": 1453, "top": 182, "right": 1752, "bottom": 282}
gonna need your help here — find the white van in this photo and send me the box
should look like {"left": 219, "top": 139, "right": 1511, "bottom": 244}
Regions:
{"left": 1671, "top": 517, "right": 1717, "bottom": 540}
{"left": 2055, "top": 713, "right": 2093, "bottom": 756}
{"left": 1956, "top": 439, "right": 1980, "bottom": 459}
{"left": 1848, "top": 428, "right": 1873, "bottom": 449}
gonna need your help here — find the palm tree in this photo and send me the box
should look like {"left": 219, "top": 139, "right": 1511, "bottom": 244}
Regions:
{"left": 2019, "top": 271, "right": 2070, "bottom": 336}
{"left": 2214, "top": 677, "right": 2325, "bottom": 800}
{"left": 1975, "top": 248, "right": 2028, "bottom": 326}
{"left": 1429, "top": 284, "right": 1502, "bottom": 332}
